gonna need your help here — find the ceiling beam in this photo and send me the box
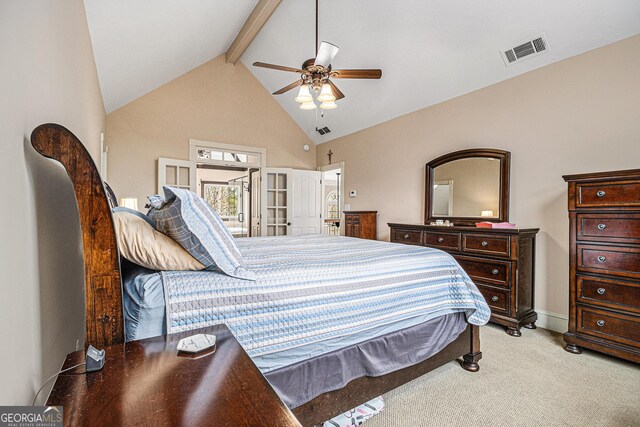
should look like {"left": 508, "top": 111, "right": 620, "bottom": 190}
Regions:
{"left": 225, "top": 0, "right": 282, "bottom": 65}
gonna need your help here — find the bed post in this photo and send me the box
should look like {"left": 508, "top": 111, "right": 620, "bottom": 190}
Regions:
{"left": 462, "top": 324, "right": 482, "bottom": 372}
{"left": 31, "top": 124, "right": 125, "bottom": 348}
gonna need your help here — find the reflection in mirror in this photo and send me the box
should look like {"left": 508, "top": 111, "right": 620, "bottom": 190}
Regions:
{"left": 432, "top": 158, "right": 500, "bottom": 218}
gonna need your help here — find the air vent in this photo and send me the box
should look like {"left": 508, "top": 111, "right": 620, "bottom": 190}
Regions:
{"left": 501, "top": 34, "right": 548, "bottom": 66}
{"left": 316, "top": 127, "right": 331, "bottom": 135}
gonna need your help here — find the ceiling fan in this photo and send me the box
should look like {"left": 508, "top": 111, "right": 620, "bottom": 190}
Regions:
{"left": 252, "top": 0, "right": 382, "bottom": 110}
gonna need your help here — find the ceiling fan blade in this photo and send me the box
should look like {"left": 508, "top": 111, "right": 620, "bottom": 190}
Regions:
{"left": 332, "top": 69, "right": 382, "bottom": 79}
{"left": 273, "top": 79, "right": 303, "bottom": 95}
{"left": 328, "top": 80, "right": 345, "bottom": 100}
{"left": 253, "top": 62, "right": 303, "bottom": 73}
{"left": 314, "top": 41, "right": 339, "bottom": 68}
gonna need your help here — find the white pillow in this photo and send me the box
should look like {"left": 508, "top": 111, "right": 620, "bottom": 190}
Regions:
{"left": 113, "top": 211, "right": 204, "bottom": 271}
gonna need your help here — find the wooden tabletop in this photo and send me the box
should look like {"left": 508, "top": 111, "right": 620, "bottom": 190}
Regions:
{"left": 47, "top": 324, "right": 301, "bottom": 427}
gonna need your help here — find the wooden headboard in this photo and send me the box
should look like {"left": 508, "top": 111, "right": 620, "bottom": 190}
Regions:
{"left": 31, "top": 124, "right": 125, "bottom": 347}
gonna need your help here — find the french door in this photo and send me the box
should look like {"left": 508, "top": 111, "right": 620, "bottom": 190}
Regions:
{"left": 157, "top": 158, "right": 196, "bottom": 193}
{"left": 260, "top": 168, "right": 322, "bottom": 236}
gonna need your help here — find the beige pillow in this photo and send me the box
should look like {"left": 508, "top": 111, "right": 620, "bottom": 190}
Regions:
{"left": 113, "top": 211, "right": 205, "bottom": 271}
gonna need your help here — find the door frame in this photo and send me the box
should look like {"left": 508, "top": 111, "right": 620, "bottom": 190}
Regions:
{"left": 318, "top": 162, "right": 345, "bottom": 236}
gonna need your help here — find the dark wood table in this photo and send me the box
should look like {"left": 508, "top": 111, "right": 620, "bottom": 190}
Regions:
{"left": 47, "top": 324, "right": 302, "bottom": 427}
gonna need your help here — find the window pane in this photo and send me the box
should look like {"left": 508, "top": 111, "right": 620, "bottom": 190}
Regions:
{"left": 178, "top": 167, "right": 190, "bottom": 186}
{"left": 165, "top": 166, "right": 177, "bottom": 185}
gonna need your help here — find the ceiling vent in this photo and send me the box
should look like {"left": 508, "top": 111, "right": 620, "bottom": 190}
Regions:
{"left": 316, "top": 127, "right": 331, "bottom": 136}
{"left": 501, "top": 34, "right": 549, "bottom": 66}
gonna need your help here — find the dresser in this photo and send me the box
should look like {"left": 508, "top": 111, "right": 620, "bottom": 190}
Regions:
{"left": 389, "top": 223, "right": 539, "bottom": 336}
{"left": 344, "top": 211, "right": 377, "bottom": 240}
{"left": 563, "top": 169, "right": 640, "bottom": 363}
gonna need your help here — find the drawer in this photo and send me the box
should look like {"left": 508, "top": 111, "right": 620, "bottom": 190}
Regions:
{"left": 345, "top": 214, "right": 360, "bottom": 223}
{"left": 577, "top": 306, "right": 640, "bottom": 347}
{"left": 391, "top": 229, "right": 422, "bottom": 245}
{"left": 423, "top": 231, "right": 460, "bottom": 251}
{"left": 454, "top": 255, "right": 511, "bottom": 287}
{"left": 577, "top": 180, "right": 640, "bottom": 208}
{"left": 578, "top": 276, "right": 640, "bottom": 313}
{"left": 577, "top": 214, "right": 640, "bottom": 244}
{"left": 476, "top": 284, "right": 510, "bottom": 315}
{"left": 577, "top": 244, "right": 640, "bottom": 280}
{"left": 462, "top": 234, "right": 510, "bottom": 257}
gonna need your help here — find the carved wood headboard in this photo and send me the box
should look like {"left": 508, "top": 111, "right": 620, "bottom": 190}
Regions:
{"left": 31, "top": 124, "right": 125, "bottom": 347}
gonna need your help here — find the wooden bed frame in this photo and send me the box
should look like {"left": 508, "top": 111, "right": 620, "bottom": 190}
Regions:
{"left": 31, "top": 123, "right": 481, "bottom": 426}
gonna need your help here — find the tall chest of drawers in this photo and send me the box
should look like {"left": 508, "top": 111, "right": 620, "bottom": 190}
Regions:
{"left": 389, "top": 223, "right": 539, "bottom": 336}
{"left": 563, "top": 169, "right": 640, "bottom": 363}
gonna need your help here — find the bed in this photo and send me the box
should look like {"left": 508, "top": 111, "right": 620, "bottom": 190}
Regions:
{"left": 32, "top": 123, "right": 487, "bottom": 426}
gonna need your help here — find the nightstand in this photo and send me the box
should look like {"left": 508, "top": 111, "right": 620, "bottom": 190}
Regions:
{"left": 46, "top": 324, "right": 301, "bottom": 427}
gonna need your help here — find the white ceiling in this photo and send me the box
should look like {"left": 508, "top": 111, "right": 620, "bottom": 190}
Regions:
{"left": 85, "top": 1, "right": 640, "bottom": 142}
{"left": 84, "top": 0, "right": 257, "bottom": 112}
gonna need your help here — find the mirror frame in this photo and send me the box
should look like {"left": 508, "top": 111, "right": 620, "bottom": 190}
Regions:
{"left": 424, "top": 148, "right": 510, "bottom": 226}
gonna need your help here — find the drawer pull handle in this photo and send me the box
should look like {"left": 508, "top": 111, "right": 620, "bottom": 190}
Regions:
{"left": 404, "top": 234, "right": 410, "bottom": 239}
{"left": 491, "top": 269, "right": 499, "bottom": 275}
{"left": 481, "top": 241, "right": 488, "bottom": 247}
{"left": 597, "top": 288, "right": 606, "bottom": 295}
{"left": 597, "top": 256, "right": 606, "bottom": 263}
{"left": 491, "top": 296, "right": 499, "bottom": 302}
{"left": 596, "top": 190, "right": 606, "bottom": 198}
{"left": 597, "top": 223, "right": 606, "bottom": 230}
{"left": 438, "top": 237, "right": 444, "bottom": 243}
{"left": 596, "top": 320, "right": 605, "bottom": 327}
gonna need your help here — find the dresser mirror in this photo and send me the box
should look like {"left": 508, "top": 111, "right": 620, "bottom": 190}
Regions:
{"left": 425, "top": 149, "right": 510, "bottom": 225}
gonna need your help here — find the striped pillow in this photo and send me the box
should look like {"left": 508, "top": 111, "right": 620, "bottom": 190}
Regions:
{"left": 148, "top": 186, "right": 256, "bottom": 280}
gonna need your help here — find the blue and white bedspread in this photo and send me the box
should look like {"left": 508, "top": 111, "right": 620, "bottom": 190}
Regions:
{"left": 162, "top": 234, "right": 490, "bottom": 366}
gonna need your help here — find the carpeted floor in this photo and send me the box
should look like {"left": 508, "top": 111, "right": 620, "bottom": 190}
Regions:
{"left": 365, "top": 324, "right": 640, "bottom": 427}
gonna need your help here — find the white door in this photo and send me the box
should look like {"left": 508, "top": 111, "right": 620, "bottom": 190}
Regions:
{"left": 291, "top": 170, "right": 322, "bottom": 235}
{"left": 157, "top": 158, "right": 197, "bottom": 194}
{"left": 250, "top": 169, "right": 261, "bottom": 237}
{"left": 261, "top": 168, "right": 292, "bottom": 236}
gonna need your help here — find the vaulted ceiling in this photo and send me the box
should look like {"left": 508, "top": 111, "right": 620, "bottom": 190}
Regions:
{"left": 85, "top": 0, "right": 640, "bottom": 144}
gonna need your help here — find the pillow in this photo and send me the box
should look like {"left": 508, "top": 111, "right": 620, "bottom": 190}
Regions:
{"left": 148, "top": 186, "right": 256, "bottom": 280}
{"left": 113, "top": 206, "right": 156, "bottom": 229}
{"left": 112, "top": 211, "right": 204, "bottom": 271}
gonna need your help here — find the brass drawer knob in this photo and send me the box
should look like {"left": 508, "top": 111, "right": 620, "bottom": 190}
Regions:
{"left": 597, "top": 223, "right": 606, "bottom": 230}
{"left": 597, "top": 288, "right": 606, "bottom": 295}
{"left": 596, "top": 320, "right": 605, "bottom": 327}
{"left": 596, "top": 190, "right": 606, "bottom": 198}
{"left": 491, "top": 296, "right": 499, "bottom": 302}
{"left": 597, "top": 256, "right": 606, "bottom": 263}
{"left": 404, "top": 234, "right": 410, "bottom": 239}
{"left": 491, "top": 269, "right": 499, "bottom": 275}
{"left": 481, "top": 241, "right": 488, "bottom": 247}
{"left": 438, "top": 237, "right": 444, "bottom": 243}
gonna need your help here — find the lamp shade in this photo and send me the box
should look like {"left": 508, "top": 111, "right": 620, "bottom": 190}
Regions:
{"left": 317, "top": 83, "right": 336, "bottom": 102}
{"left": 120, "top": 197, "right": 139, "bottom": 210}
{"left": 294, "top": 84, "right": 313, "bottom": 103}
{"left": 319, "top": 100, "right": 338, "bottom": 110}
{"left": 300, "top": 101, "right": 317, "bottom": 110}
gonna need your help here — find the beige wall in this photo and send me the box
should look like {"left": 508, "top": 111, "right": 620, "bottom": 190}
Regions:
{"left": 317, "top": 34, "right": 640, "bottom": 323}
{"left": 0, "top": 0, "right": 105, "bottom": 404}
{"left": 106, "top": 55, "right": 315, "bottom": 206}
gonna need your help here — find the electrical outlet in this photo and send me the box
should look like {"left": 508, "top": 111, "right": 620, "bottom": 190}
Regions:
{"left": 349, "top": 190, "right": 357, "bottom": 198}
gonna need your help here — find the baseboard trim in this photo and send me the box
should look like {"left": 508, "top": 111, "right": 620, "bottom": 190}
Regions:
{"left": 536, "top": 310, "right": 568, "bottom": 333}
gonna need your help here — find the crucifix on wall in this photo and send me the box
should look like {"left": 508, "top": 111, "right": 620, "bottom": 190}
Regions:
{"left": 327, "top": 150, "right": 333, "bottom": 164}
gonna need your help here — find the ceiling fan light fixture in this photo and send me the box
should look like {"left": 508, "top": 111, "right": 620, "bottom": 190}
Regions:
{"left": 294, "top": 84, "right": 313, "bottom": 103}
{"left": 300, "top": 101, "right": 317, "bottom": 110}
{"left": 319, "top": 100, "right": 338, "bottom": 110}
{"left": 317, "top": 83, "right": 336, "bottom": 102}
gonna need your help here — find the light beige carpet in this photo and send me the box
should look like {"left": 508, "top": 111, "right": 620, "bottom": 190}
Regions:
{"left": 365, "top": 324, "right": 640, "bottom": 427}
